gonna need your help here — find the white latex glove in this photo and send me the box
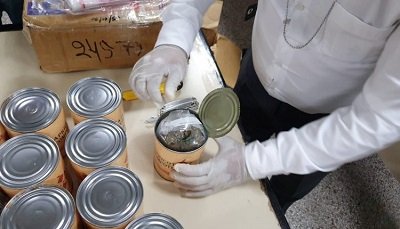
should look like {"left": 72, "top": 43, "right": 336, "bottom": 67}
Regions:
{"left": 129, "top": 45, "right": 188, "bottom": 104}
{"left": 171, "top": 136, "right": 251, "bottom": 197}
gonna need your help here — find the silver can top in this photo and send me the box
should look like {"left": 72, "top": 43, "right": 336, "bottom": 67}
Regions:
{"left": 76, "top": 166, "right": 143, "bottom": 228}
{"left": 65, "top": 118, "right": 127, "bottom": 168}
{"left": 0, "top": 185, "right": 75, "bottom": 229}
{"left": 0, "top": 88, "right": 61, "bottom": 132}
{"left": 66, "top": 77, "right": 122, "bottom": 118}
{"left": 0, "top": 133, "right": 60, "bottom": 189}
{"left": 126, "top": 213, "right": 184, "bottom": 229}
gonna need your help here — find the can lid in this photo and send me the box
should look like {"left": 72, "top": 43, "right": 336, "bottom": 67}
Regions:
{"left": 65, "top": 118, "right": 127, "bottom": 168}
{"left": 66, "top": 77, "right": 122, "bottom": 118}
{"left": 0, "top": 134, "right": 59, "bottom": 189}
{"left": 0, "top": 186, "right": 75, "bottom": 229}
{"left": 198, "top": 88, "right": 240, "bottom": 138}
{"left": 0, "top": 88, "right": 61, "bottom": 132}
{"left": 126, "top": 213, "right": 183, "bottom": 229}
{"left": 76, "top": 166, "right": 143, "bottom": 228}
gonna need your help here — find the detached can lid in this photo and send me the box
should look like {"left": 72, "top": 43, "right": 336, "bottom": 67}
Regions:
{"left": 198, "top": 88, "right": 240, "bottom": 138}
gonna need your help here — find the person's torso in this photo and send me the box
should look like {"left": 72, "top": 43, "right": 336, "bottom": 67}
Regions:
{"left": 252, "top": 0, "right": 400, "bottom": 113}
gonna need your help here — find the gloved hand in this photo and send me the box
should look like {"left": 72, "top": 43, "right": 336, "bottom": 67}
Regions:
{"left": 129, "top": 45, "right": 188, "bottom": 104}
{"left": 171, "top": 136, "right": 251, "bottom": 197}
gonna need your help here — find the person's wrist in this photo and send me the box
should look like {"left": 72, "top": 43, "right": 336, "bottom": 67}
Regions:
{"left": 243, "top": 144, "right": 256, "bottom": 181}
{"left": 155, "top": 44, "right": 190, "bottom": 61}
{"left": 241, "top": 145, "right": 252, "bottom": 182}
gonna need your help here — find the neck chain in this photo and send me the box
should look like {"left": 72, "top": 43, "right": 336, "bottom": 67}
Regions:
{"left": 283, "top": 0, "right": 337, "bottom": 49}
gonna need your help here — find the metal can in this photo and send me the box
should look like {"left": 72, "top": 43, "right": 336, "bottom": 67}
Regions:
{"left": 67, "top": 77, "right": 125, "bottom": 127}
{"left": 65, "top": 118, "right": 128, "bottom": 180}
{"left": 154, "top": 109, "right": 206, "bottom": 182}
{"left": 153, "top": 88, "right": 240, "bottom": 181}
{"left": 125, "top": 213, "right": 183, "bottom": 229}
{"left": 0, "top": 88, "right": 69, "bottom": 153}
{"left": 0, "top": 133, "right": 71, "bottom": 197}
{"left": 76, "top": 166, "right": 144, "bottom": 229}
{"left": 0, "top": 185, "right": 80, "bottom": 229}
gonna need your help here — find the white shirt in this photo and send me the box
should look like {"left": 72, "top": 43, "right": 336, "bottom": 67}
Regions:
{"left": 156, "top": 0, "right": 400, "bottom": 179}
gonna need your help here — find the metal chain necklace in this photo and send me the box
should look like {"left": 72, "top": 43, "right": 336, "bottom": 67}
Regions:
{"left": 283, "top": 0, "right": 337, "bottom": 49}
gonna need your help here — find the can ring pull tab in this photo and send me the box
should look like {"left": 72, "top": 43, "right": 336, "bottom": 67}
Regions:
{"left": 145, "top": 97, "right": 199, "bottom": 125}
{"left": 159, "top": 97, "right": 199, "bottom": 115}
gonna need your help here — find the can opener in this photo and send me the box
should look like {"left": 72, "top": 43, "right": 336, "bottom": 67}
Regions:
{"left": 145, "top": 97, "right": 199, "bottom": 125}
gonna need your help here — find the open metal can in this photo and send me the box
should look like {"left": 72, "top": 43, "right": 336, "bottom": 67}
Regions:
{"left": 76, "top": 166, "right": 143, "bottom": 229}
{"left": 0, "top": 133, "right": 71, "bottom": 197}
{"left": 0, "top": 88, "right": 69, "bottom": 153}
{"left": 65, "top": 118, "right": 128, "bottom": 180}
{"left": 125, "top": 213, "right": 183, "bottom": 229}
{"left": 0, "top": 185, "right": 80, "bottom": 229}
{"left": 154, "top": 88, "right": 240, "bottom": 181}
{"left": 67, "top": 77, "right": 125, "bottom": 127}
{"left": 154, "top": 109, "right": 207, "bottom": 181}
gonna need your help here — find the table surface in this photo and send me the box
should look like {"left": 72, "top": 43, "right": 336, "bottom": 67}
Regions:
{"left": 0, "top": 31, "right": 282, "bottom": 229}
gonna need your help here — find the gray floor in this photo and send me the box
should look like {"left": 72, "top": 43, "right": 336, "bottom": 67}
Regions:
{"left": 286, "top": 154, "right": 400, "bottom": 229}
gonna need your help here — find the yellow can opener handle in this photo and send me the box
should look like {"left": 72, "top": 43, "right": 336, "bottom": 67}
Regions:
{"left": 122, "top": 82, "right": 183, "bottom": 101}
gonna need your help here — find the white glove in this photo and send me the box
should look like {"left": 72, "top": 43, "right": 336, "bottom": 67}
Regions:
{"left": 171, "top": 136, "right": 251, "bottom": 197}
{"left": 129, "top": 45, "right": 188, "bottom": 104}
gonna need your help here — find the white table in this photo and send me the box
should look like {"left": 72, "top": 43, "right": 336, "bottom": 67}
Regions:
{"left": 0, "top": 31, "right": 282, "bottom": 229}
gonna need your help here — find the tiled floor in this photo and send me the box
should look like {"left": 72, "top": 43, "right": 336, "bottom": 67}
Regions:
{"left": 212, "top": 34, "right": 400, "bottom": 229}
{"left": 286, "top": 155, "right": 400, "bottom": 228}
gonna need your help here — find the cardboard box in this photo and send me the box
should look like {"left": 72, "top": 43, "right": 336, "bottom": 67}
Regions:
{"left": 22, "top": 1, "right": 161, "bottom": 73}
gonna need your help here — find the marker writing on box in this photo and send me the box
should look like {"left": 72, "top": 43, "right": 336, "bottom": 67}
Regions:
{"left": 122, "top": 82, "right": 183, "bottom": 101}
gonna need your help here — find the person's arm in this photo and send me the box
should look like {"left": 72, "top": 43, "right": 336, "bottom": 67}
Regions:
{"left": 129, "top": 0, "right": 214, "bottom": 103}
{"left": 172, "top": 27, "right": 400, "bottom": 197}
{"left": 156, "top": 0, "right": 215, "bottom": 56}
{"left": 246, "top": 27, "right": 400, "bottom": 178}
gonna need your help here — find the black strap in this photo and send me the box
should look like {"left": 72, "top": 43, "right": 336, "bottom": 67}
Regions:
{"left": 261, "top": 178, "right": 291, "bottom": 229}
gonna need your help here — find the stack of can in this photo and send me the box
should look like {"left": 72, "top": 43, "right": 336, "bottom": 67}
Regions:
{"left": 0, "top": 123, "right": 8, "bottom": 212}
{"left": 65, "top": 77, "right": 135, "bottom": 227}
{"left": 0, "top": 76, "right": 184, "bottom": 228}
{"left": 0, "top": 87, "right": 74, "bottom": 218}
{"left": 0, "top": 127, "right": 7, "bottom": 212}
{"left": 64, "top": 77, "right": 129, "bottom": 184}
